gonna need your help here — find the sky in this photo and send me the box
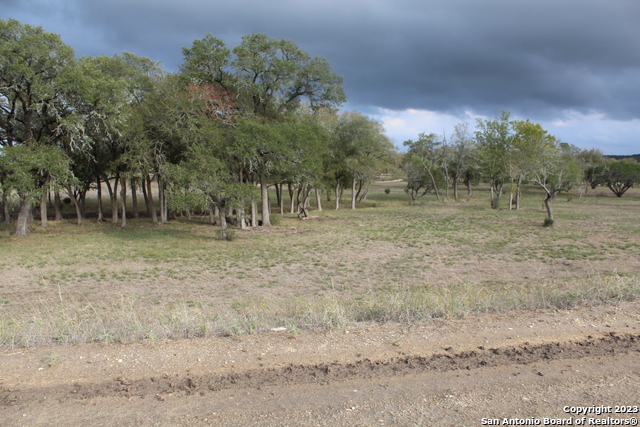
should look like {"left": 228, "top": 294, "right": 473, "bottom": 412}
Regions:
{"left": 3, "top": 0, "right": 639, "bottom": 154}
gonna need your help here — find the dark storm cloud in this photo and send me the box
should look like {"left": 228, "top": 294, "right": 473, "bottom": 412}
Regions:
{"left": 4, "top": 0, "right": 640, "bottom": 146}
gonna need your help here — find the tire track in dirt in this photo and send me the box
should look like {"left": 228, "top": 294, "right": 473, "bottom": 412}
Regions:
{"left": 1, "top": 332, "right": 638, "bottom": 406}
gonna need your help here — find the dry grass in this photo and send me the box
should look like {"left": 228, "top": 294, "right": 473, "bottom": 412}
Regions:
{"left": 0, "top": 184, "right": 639, "bottom": 348}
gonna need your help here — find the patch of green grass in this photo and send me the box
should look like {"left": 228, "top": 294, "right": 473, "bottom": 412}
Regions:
{"left": 0, "top": 184, "right": 638, "bottom": 347}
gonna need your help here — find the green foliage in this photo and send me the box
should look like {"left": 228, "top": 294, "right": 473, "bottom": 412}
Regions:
{"left": 543, "top": 218, "right": 555, "bottom": 227}
{"left": 596, "top": 161, "right": 640, "bottom": 197}
{"left": 180, "top": 34, "right": 231, "bottom": 85}
{"left": 232, "top": 33, "right": 345, "bottom": 117}
{"left": 474, "top": 111, "right": 514, "bottom": 204}
{"left": 43, "top": 353, "right": 61, "bottom": 368}
{"left": 0, "top": 18, "right": 75, "bottom": 146}
{"left": 0, "top": 145, "right": 75, "bottom": 203}
{"left": 512, "top": 120, "right": 582, "bottom": 196}
{"left": 402, "top": 133, "right": 446, "bottom": 202}
{"left": 330, "top": 111, "right": 395, "bottom": 204}
{"left": 384, "top": 188, "right": 391, "bottom": 194}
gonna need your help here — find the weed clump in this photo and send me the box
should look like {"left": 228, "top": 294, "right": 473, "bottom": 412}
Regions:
{"left": 543, "top": 218, "right": 554, "bottom": 227}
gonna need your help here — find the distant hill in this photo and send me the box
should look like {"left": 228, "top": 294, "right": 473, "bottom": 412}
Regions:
{"left": 605, "top": 154, "right": 640, "bottom": 162}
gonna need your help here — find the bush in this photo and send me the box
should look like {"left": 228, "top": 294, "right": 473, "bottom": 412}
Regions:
{"left": 543, "top": 218, "right": 554, "bottom": 227}
{"left": 384, "top": 188, "right": 391, "bottom": 195}
{"left": 63, "top": 197, "right": 71, "bottom": 205}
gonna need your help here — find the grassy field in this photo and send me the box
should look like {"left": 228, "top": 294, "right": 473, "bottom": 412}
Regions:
{"left": 1, "top": 182, "right": 639, "bottom": 348}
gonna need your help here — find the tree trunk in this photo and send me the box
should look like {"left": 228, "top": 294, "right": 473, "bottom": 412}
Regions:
{"left": 275, "top": 183, "right": 282, "bottom": 214}
{"left": 64, "top": 185, "right": 84, "bottom": 225}
{"left": 158, "top": 175, "right": 167, "bottom": 224}
{"left": 315, "top": 188, "right": 322, "bottom": 212}
{"left": 79, "top": 187, "right": 88, "bottom": 219}
{"left": 278, "top": 183, "right": 284, "bottom": 214}
{"left": 298, "top": 184, "right": 311, "bottom": 218}
{"left": 453, "top": 179, "right": 459, "bottom": 202}
{"left": 466, "top": 180, "right": 472, "bottom": 197}
{"left": 105, "top": 177, "right": 119, "bottom": 224}
{"left": 359, "top": 182, "right": 371, "bottom": 202}
{"left": 250, "top": 200, "right": 257, "bottom": 227}
{"left": 54, "top": 191, "right": 63, "bottom": 220}
{"left": 219, "top": 203, "right": 229, "bottom": 241}
{"left": 120, "top": 177, "right": 127, "bottom": 227}
{"left": 141, "top": 177, "right": 148, "bottom": 216}
{"left": 145, "top": 176, "right": 158, "bottom": 223}
{"left": 96, "top": 176, "right": 104, "bottom": 222}
{"left": 112, "top": 177, "right": 119, "bottom": 224}
{"left": 335, "top": 180, "right": 340, "bottom": 210}
{"left": 259, "top": 173, "right": 271, "bottom": 226}
{"left": 516, "top": 177, "right": 522, "bottom": 210}
{"left": 351, "top": 176, "right": 357, "bottom": 210}
{"left": 582, "top": 183, "right": 589, "bottom": 198}
{"left": 131, "top": 178, "right": 139, "bottom": 219}
{"left": 428, "top": 170, "right": 441, "bottom": 202}
{"left": 40, "top": 189, "right": 48, "bottom": 228}
{"left": 490, "top": 182, "right": 502, "bottom": 209}
{"left": 295, "top": 185, "right": 303, "bottom": 213}
{"left": 2, "top": 191, "right": 10, "bottom": 223}
{"left": 543, "top": 192, "right": 553, "bottom": 220}
{"left": 288, "top": 183, "right": 295, "bottom": 214}
{"left": 508, "top": 181, "right": 514, "bottom": 211}
{"left": 208, "top": 204, "right": 216, "bottom": 225}
{"left": 13, "top": 196, "right": 32, "bottom": 237}
{"left": 237, "top": 200, "right": 247, "bottom": 230}
{"left": 444, "top": 169, "right": 449, "bottom": 202}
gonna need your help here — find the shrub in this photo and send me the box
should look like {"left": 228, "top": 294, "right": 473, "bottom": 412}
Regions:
{"left": 384, "top": 188, "right": 391, "bottom": 195}
{"left": 543, "top": 218, "right": 554, "bottom": 227}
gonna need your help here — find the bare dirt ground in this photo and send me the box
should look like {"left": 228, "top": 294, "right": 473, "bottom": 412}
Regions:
{"left": 1, "top": 301, "right": 639, "bottom": 426}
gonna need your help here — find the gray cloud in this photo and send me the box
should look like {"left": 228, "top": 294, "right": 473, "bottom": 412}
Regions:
{"left": 4, "top": 0, "right": 640, "bottom": 152}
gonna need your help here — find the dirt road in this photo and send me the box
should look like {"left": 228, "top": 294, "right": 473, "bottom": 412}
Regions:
{"left": 2, "top": 302, "right": 639, "bottom": 426}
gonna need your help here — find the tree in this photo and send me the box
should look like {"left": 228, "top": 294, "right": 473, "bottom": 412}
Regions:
{"left": 180, "top": 34, "right": 232, "bottom": 88}
{"left": 231, "top": 34, "right": 345, "bottom": 224}
{"left": 274, "top": 110, "right": 329, "bottom": 218}
{"left": 231, "top": 117, "right": 288, "bottom": 226}
{"left": 512, "top": 120, "right": 581, "bottom": 220}
{"left": 475, "top": 111, "right": 513, "bottom": 209}
{"left": 574, "top": 148, "right": 606, "bottom": 197}
{"left": 448, "top": 122, "right": 476, "bottom": 201}
{"left": 596, "top": 160, "right": 640, "bottom": 197}
{"left": 0, "top": 144, "right": 74, "bottom": 235}
{"left": 402, "top": 132, "right": 444, "bottom": 202}
{"left": 334, "top": 112, "right": 393, "bottom": 209}
{"left": 178, "top": 33, "right": 345, "bottom": 226}
{"left": 165, "top": 139, "right": 250, "bottom": 240}
{"left": 232, "top": 34, "right": 345, "bottom": 118}
{"left": 0, "top": 18, "right": 75, "bottom": 235}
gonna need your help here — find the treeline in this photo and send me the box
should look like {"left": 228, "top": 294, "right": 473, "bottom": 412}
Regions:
{"left": 2, "top": 19, "right": 639, "bottom": 238}
{"left": 0, "top": 19, "right": 395, "bottom": 238}
{"left": 401, "top": 111, "right": 640, "bottom": 220}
